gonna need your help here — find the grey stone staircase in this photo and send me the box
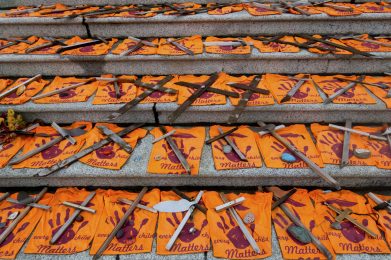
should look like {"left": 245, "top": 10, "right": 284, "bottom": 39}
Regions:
{"left": 0, "top": 0, "right": 391, "bottom": 259}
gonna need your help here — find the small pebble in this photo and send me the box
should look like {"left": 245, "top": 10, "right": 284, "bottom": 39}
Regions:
{"left": 331, "top": 222, "right": 342, "bottom": 230}
{"left": 0, "top": 222, "right": 6, "bottom": 229}
{"left": 353, "top": 148, "right": 371, "bottom": 159}
{"left": 281, "top": 153, "right": 297, "bottom": 163}
{"left": 76, "top": 215, "right": 84, "bottom": 222}
{"left": 287, "top": 225, "right": 311, "bottom": 244}
{"left": 223, "top": 145, "right": 232, "bottom": 154}
{"left": 244, "top": 212, "right": 255, "bottom": 224}
{"left": 154, "top": 155, "right": 162, "bottom": 161}
{"left": 189, "top": 227, "right": 197, "bottom": 234}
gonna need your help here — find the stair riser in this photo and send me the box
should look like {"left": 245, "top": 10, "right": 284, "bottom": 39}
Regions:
{"left": 1, "top": 14, "right": 390, "bottom": 37}
{"left": 1, "top": 54, "right": 390, "bottom": 76}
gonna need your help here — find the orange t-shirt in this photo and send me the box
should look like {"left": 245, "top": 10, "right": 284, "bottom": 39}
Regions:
{"left": 33, "top": 76, "right": 98, "bottom": 104}
{"left": 90, "top": 189, "right": 160, "bottom": 255}
{"left": 148, "top": 126, "right": 205, "bottom": 175}
{"left": 272, "top": 188, "right": 335, "bottom": 259}
{"left": 312, "top": 75, "right": 377, "bottom": 104}
{"left": 0, "top": 137, "right": 26, "bottom": 168}
{"left": 0, "top": 77, "right": 49, "bottom": 105}
{"left": 255, "top": 124, "right": 324, "bottom": 169}
{"left": 251, "top": 36, "right": 300, "bottom": 53}
{"left": 263, "top": 74, "right": 322, "bottom": 104}
{"left": 208, "top": 4, "right": 243, "bottom": 15}
{"left": 315, "top": 3, "right": 361, "bottom": 16}
{"left": 340, "top": 34, "right": 391, "bottom": 52}
{"left": 0, "top": 36, "right": 38, "bottom": 54}
{"left": 174, "top": 73, "right": 229, "bottom": 106}
{"left": 157, "top": 35, "right": 203, "bottom": 56}
{"left": 362, "top": 75, "right": 391, "bottom": 108}
{"left": 79, "top": 123, "right": 147, "bottom": 170}
{"left": 204, "top": 37, "right": 251, "bottom": 55}
{"left": 0, "top": 192, "right": 53, "bottom": 259}
{"left": 92, "top": 75, "right": 138, "bottom": 105}
{"left": 309, "top": 190, "right": 390, "bottom": 254}
{"left": 12, "top": 122, "right": 92, "bottom": 169}
{"left": 365, "top": 193, "right": 391, "bottom": 248}
{"left": 111, "top": 38, "right": 159, "bottom": 55}
{"left": 24, "top": 188, "right": 104, "bottom": 254}
{"left": 225, "top": 74, "right": 275, "bottom": 106}
{"left": 156, "top": 191, "right": 210, "bottom": 255}
{"left": 138, "top": 75, "right": 179, "bottom": 104}
{"left": 204, "top": 191, "right": 273, "bottom": 259}
{"left": 209, "top": 125, "right": 262, "bottom": 170}
{"left": 244, "top": 4, "right": 281, "bottom": 16}
{"left": 60, "top": 36, "right": 118, "bottom": 56}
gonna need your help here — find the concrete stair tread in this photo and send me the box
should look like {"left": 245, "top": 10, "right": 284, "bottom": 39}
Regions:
{"left": 1, "top": 93, "right": 389, "bottom": 123}
{"left": 1, "top": 50, "right": 390, "bottom": 75}
{"left": 1, "top": 11, "right": 390, "bottom": 37}
{"left": 1, "top": 134, "right": 390, "bottom": 187}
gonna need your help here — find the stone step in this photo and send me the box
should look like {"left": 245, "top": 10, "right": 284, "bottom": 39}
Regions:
{"left": 0, "top": 0, "right": 353, "bottom": 8}
{"left": 1, "top": 12, "right": 390, "bottom": 38}
{"left": 0, "top": 133, "right": 390, "bottom": 188}
{"left": 9, "top": 224, "right": 388, "bottom": 260}
{"left": 1, "top": 51, "right": 390, "bottom": 76}
{"left": 1, "top": 96, "right": 389, "bottom": 124}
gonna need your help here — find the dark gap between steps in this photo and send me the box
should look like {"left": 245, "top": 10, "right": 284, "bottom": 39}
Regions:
{"left": 82, "top": 17, "right": 92, "bottom": 38}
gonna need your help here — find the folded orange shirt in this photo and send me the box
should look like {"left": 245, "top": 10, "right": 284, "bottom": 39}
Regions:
{"left": 209, "top": 125, "right": 262, "bottom": 170}
{"left": 0, "top": 79, "right": 13, "bottom": 93}
{"left": 157, "top": 35, "right": 203, "bottom": 56}
{"left": 163, "top": 2, "right": 202, "bottom": 15}
{"left": 33, "top": 76, "right": 98, "bottom": 104}
{"left": 22, "top": 37, "right": 63, "bottom": 54}
{"left": 114, "top": 5, "right": 161, "bottom": 18}
{"left": 251, "top": 36, "right": 300, "bottom": 53}
{"left": 148, "top": 126, "right": 205, "bottom": 175}
{"left": 263, "top": 74, "right": 322, "bottom": 104}
{"left": 356, "top": 2, "right": 391, "bottom": 13}
{"left": 365, "top": 193, "right": 391, "bottom": 248}
{"left": 312, "top": 75, "right": 377, "bottom": 104}
{"left": 92, "top": 75, "right": 138, "bottom": 105}
{"left": 138, "top": 75, "right": 179, "bottom": 104}
{"left": 315, "top": 3, "right": 361, "bottom": 16}
{"left": 0, "top": 36, "right": 39, "bottom": 54}
{"left": 203, "top": 191, "right": 273, "bottom": 259}
{"left": 0, "top": 77, "right": 49, "bottom": 105}
{"left": 288, "top": 6, "right": 322, "bottom": 15}
{"left": 294, "top": 36, "right": 351, "bottom": 55}
{"left": 255, "top": 124, "right": 324, "bottom": 169}
{"left": 272, "top": 188, "right": 335, "bottom": 260}
{"left": 340, "top": 34, "right": 391, "bottom": 52}
{"left": 0, "top": 137, "right": 26, "bottom": 168}
{"left": 35, "top": 4, "right": 99, "bottom": 18}
{"left": 309, "top": 189, "right": 390, "bottom": 254}
{"left": 208, "top": 3, "right": 243, "bottom": 15}
{"left": 362, "top": 75, "right": 391, "bottom": 108}
{"left": 156, "top": 191, "right": 210, "bottom": 255}
{"left": 111, "top": 38, "right": 159, "bottom": 55}
{"left": 25, "top": 188, "right": 104, "bottom": 254}
{"left": 174, "top": 73, "right": 228, "bottom": 105}
{"left": 0, "top": 192, "right": 53, "bottom": 259}
{"left": 244, "top": 4, "right": 281, "bottom": 16}
{"left": 79, "top": 123, "right": 147, "bottom": 170}
{"left": 12, "top": 121, "right": 92, "bottom": 169}
{"left": 90, "top": 189, "right": 159, "bottom": 255}
{"left": 225, "top": 74, "right": 275, "bottom": 106}
{"left": 60, "top": 36, "right": 118, "bottom": 56}
{"left": 311, "top": 123, "right": 377, "bottom": 167}
{"left": 204, "top": 37, "right": 251, "bottom": 55}
{"left": 353, "top": 125, "right": 391, "bottom": 170}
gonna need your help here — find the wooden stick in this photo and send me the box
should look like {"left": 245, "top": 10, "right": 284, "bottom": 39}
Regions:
{"left": 0, "top": 187, "right": 48, "bottom": 245}
{"left": 0, "top": 74, "right": 42, "bottom": 100}
{"left": 93, "top": 187, "right": 148, "bottom": 259}
{"left": 329, "top": 124, "right": 387, "bottom": 141}
{"left": 0, "top": 192, "right": 10, "bottom": 203}
{"left": 117, "top": 198, "right": 157, "bottom": 213}
{"left": 215, "top": 197, "right": 245, "bottom": 212}
{"left": 32, "top": 78, "right": 96, "bottom": 100}
{"left": 62, "top": 201, "right": 96, "bottom": 214}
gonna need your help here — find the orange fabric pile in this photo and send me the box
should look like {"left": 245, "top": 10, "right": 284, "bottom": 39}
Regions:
{"left": 203, "top": 191, "right": 273, "bottom": 259}
{"left": 310, "top": 190, "right": 390, "bottom": 254}
{"left": 209, "top": 125, "right": 263, "bottom": 170}
{"left": 148, "top": 126, "right": 205, "bottom": 175}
